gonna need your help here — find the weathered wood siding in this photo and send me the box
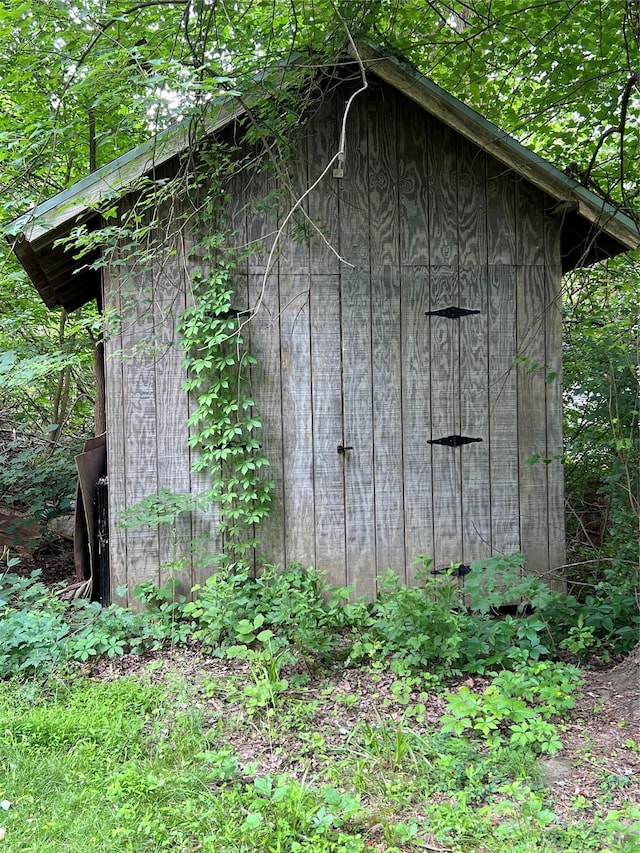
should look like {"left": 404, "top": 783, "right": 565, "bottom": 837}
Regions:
{"left": 104, "top": 78, "right": 565, "bottom": 601}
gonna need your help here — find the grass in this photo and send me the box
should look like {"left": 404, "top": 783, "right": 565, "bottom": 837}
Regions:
{"left": 0, "top": 655, "right": 638, "bottom": 853}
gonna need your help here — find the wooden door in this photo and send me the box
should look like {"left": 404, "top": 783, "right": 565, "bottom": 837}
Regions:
{"left": 336, "top": 263, "right": 518, "bottom": 597}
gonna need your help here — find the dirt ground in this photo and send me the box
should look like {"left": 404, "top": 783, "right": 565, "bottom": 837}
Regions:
{"left": 88, "top": 641, "right": 640, "bottom": 827}
{"left": 4, "top": 534, "right": 76, "bottom": 587}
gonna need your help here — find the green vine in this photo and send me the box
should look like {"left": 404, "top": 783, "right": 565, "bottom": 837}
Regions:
{"left": 179, "top": 238, "right": 273, "bottom": 566}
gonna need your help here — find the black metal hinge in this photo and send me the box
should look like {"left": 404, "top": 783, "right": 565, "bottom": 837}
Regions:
{"left": 425, "top": 306, "right": 480, "bottom": 319}
{"left": 428, "top": 435, "right": 483, "bottom": 447}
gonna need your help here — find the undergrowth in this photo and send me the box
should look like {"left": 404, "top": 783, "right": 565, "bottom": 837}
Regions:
{"left": 1, "top": 551, "right": 639, "bottom": 851}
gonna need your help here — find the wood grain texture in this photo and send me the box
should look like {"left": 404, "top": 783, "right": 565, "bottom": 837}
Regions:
{"left": 102, "top": 263, "right": 127, "bottom": 603}
{"left": 427, "top": 119, "right": 458, "bottom": 267}
{"left": 278, "top": 273, "right": 316, "bottom": 568}
{"left": 516, "top": 265, "right": 550, "bottom": 576}
{"left": 516, "top": 180, "right": 546, "bottom": 265}
{"left": 458, "top": 266, "right": 491, "bottom": 561}
{"left": 306, "top": 96, "right": 341, "bottom": 274}
{"left": 368, "top": 83, "right": 398, "bottom": 268}
{"left": 120, "top": 267, "right": 160, "bottom": 597}
{"left": 486, "top": 159, "right": 516, "bottom": 265}
{"left": 246, "top": 152, "right": 279, "bottom": 276}
{"left": 457, "top": 138, "right": 487, "bottom": 267}
{"left": 429, "top": 266, "right": 462, "bottom": 568}
{"left": 372, "top": 266, "right": 406, "bottom": 578}
{"left": 310, "top": 274, "right": 346, "bottom": 585}
{"left": 544, "top": 265, "right": 565, "bottom": 585}
{"left": 400, "top": 266, "right": 434, "bottom": 583}
{"left": 368, "top": 92, "right": 405, "bottom": 577}
{"left": 247, "top": 273, "right": 285, "bottom": 569}
{"left": 153, "top": 241, "right": 192, "bottom": 593}
{"left": 338, "top": 84, "right": 376, "bottom": 596}
{"left": 398, "top": 100, "right": 430, "bottom": 264}
{"left": 225, "top": 157, "right": 249, "bottom": 276}
{"left": 278, "top": 128, "right": 311, "bottom": 272}
{"left": 338, "top": 86, "right": 370, "bottom": 266}
{"left": 341, "top": 268, "right": 377, "bottom": 598}
{"left": 488, "top": 266, "right": 520, "bottom": 556}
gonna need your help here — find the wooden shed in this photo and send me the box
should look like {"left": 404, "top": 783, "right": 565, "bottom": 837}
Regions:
{"left": 8, "top": 46, "right": 639, "bottom": 602}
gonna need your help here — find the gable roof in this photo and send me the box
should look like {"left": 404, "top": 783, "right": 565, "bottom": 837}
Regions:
{"left": 6, "top": 44, "right": 640, "bottom": 311}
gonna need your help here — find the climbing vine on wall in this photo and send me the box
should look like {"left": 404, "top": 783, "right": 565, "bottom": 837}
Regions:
{"left": 178, "top": 152, "right": 274, "bottom": 565}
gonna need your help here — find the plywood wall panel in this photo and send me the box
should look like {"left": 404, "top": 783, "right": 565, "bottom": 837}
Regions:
{"left": 401, "top": 266, "right": 434, "bottom": 583}
{"left": 429, "top": 266, "right": 462, "bottom": 568}
{"left": 428, "top": 122, "right": 458, "bottom": 267}
{"left": 488, "top": 266, "right": 520, "bottom": 556}
{"left": 248, "top": 273, "right": 286, "bottom": 569}
{"left": 103, "top": 265, "right": 127, "bottom": 603}
{"left": 278, "top": 273, "right": 316, "bottom": 568}
{"left": 306, "top": 97, "right": 341, "bottom": 274}
{"left": 120, "top": 269, "right": 160, "bottom": 595}
{"left": 459, "top": 267, "right": 491, "bottom": 561}
{"left": 457, "top": 140, "right": 487, "bottom": 267}
{"left": 398, "top": 103, "right": 430, "bottom": 264}
{"left": 487, "top": 160, "right": 516, "bottom": 265}
{"left": 341, "top": 269, "right": 376, "bottom": 598}
{"left": 310, "top": 274, "right": 346, "bottom": 586}
{"left": 372, "top": 266, "right": 406, "bottom": 578}
{"left": 516, "top": 265, "right": 550, "bottom": 575}
{"left": 152, "top": 245, "right": 192, "bottom": 593}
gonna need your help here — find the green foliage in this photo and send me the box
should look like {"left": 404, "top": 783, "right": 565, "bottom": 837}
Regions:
{"left": 441, "top": 662, "right": 582, "bottom": 755}
{"left": 348, "top": 564, "right": 465, "bottom": 673}
{"left": 0, "top": 570, "right": 189, "bottom": 678}
{"left": 185, "top": 562, "right": 356, "bottom": 664}
{"left": 563, "top": 263, "right": 639, "bottom": 586}
{"left": 180, "top": 250, "right": 273, "bottom": 562}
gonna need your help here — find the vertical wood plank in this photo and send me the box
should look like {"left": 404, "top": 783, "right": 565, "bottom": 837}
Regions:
{"left": 247, "top": 153, "right": 279, "bottom": 277}
{"left": 103, "top": 263, "right": 127, "bottom": 603}
{"left": 341, "top": 268, "right": 376, "bottom": 598}
{"left": 429, "top": 266, "right": 462, "bottom": 569}
{"left": 120, "top": 267, "right": 160, "bottom": 597}
{"left": 310, "top": 274, "right": 346, "bottom": 586}
{"left": 279, "top": 128, "right": 311, "bottom": 273}
{"left": 545, "top": 265, "right": 566, "bottom": 584}
{"left": 398, "top": 98, "right": 430, "bottom": 265}
{"left": 153, "top": 241, "right": 192, "bottom": 594}
{"left": 486, "top": 159, "right": 516, "bottom": 265}
{"left": 278, "top": 272, "right": 315, "bottom": 568}
{"left": 516, "top": 265, "right": 550, "bottom": 576}
{"left": 516, "top": 180, "right": 546, "bottom": 265}
{"left": 247, "top": 273, "right": 285, "bottom": 569}
{"left": 368, "top": 85, "right": 405, "bottom": 578}
{"left": 306, "top": 95, "right": 341, "bottom": 274}
{"left": 401, "top": 266, "right": 434, "bottom": 583}
{"left": 338, "top": 84, "right": 376, "bottom": 596}
{"left": 338, "top": 86, "right": 370, "bottom": 266}
{"left": 459, "top": 266, "right": 491, "bottom": 561}
{"left": 427, "top": 119, "right": 458, "bottom": 267}
{"left": 372, "top": 266, "right": 406, "bottom": 577}
{"left": 457, "top": 139, "right": 487, "bottom": 267}
{"left": 488, "top": 266, "right": 521, "bottom": 556}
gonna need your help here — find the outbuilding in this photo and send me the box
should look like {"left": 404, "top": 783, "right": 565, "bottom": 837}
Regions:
{"left": 8, "top": 45, "right": 639, "bottom": 602}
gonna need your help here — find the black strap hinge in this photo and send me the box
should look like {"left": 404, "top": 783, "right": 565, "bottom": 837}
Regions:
{"left": 428, "top": 435, "right": 483, "bottom": 448}
{"left": 425, "top": 306, "right": 480, "bottom": 319}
